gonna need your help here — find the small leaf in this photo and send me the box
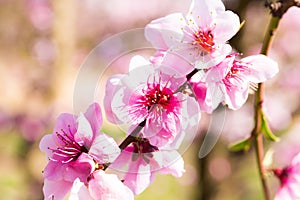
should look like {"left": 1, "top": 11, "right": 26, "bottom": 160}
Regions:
{"left": 229, "top": 138, "right": 252, "bottom": 152}
{"left": 261, "top": 113, "right": 280, "bottom": 142}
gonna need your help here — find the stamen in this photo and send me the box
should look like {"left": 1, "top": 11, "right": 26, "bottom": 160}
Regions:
{"left": 128, "top": 72, "right": 182, "bottom": 125}
{"left": 48, "top": 127, "right": 88, "bottom": 163}
{"left": 193, "top": 29, "right": 215, "bottom": 53}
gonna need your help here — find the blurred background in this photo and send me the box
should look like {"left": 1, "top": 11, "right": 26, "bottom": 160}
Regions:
{"left": 1, "top": 0, "right": 300, "bottom": 199}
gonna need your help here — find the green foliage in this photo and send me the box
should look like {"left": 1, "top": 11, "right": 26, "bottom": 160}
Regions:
{"left": 261, "top": 113, "right": 280, "bottom": 142}
{"left": 229, "top": 138, "right": 252, "bottom": 152}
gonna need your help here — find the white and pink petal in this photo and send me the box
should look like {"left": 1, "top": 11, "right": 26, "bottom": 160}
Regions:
{"left": 84, "top": 103, "right": 103, "bottom": 136}
{"left": 89, "top": 134, "right": 121, "bottom": 164}
{"left": 76, "top": 113, "right": 94, "bottom": 148}
{"left": 224, "top": 81, "right": 249, "bottom": 110}
{"left": 153, "top": 150, "right": 185, "bottom": 177}
{"left": 69, "top": 178, "right": 92, "bottom": 200}
{"left": 188, "top": 0, "right": 225, "bottom": 28}
{"left": 145, "top": 13, "right": 187, "bottom": 50}
{"left": 43, "top": 179, "right": 72, "bottom": 200}
{"left": 88, "top": 170, "right": 134, "bottom": 200}
{"left": 212, "top": 11, "right": 240, "bottom": 44}
{"left": 104, "top": 74, "right": 125, "bottom": 124}
{"left": 123, "top": 157, "right": 151, "bottom": 195}
{"left": 241, "top": 54, "right": 279, "bottom": 83}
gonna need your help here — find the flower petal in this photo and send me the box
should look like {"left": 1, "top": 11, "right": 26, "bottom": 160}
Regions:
{"left": 75, "top": 113, "right": 93, "bottom": 148}
{"left": 63, "top": 153, "right": 95, "bottom": 183}
{"left": 129, "top": 55, "right": 151, "bottom": 72}
{"left": 104, "top": 74, "right": 124, "bottom": 124}
{"left": 190, "top": 81, "right": 213, "bottom": 113}
{"left": 110, "top": 146, "right": 134, "bottom": 172}
{"left": 188, "top": 0, "right": 225, "bottom": 27}
{"left": 84, "top": 103, "right": 103, "bottom": 136}
{"left": 69, "top": 178, "right": 92, "bottom": 200}
{"left": 89, "top": 133, "right": 121, "bottom": 164}
{"left": 224, "top": 81, "right": 249, "bottom": 110}
{"left": 123, "top": 157, "right": 151, "bottom": 194}
{"left": 205, "top": 82, "right": 224, "bottom": 110}
{"left": 241, "top": 54, "right": 279, "bottom": 83}
{"left": 145, "top": 13, "right": 186, "bottom": 50}
{"left": 291, "top": 152, "right": 300, "bottom": 167}
{"left": 89, "top": 170, "right": 134, "bottom": 200}
{"left": 53, "top": 113, "right": 77, "bottom": 146}
{"left": 213, "top": 11, "right": 240, "bottom": 44}
{"left": 204, "top": 56, "right": 233, "bottom": 82}
{"left": 194, "top": 44, "right": 232, "bottom": 70}
{"left": 153, "top": 150, "right": 185, "bottom": 177}
{"left": 43, "top": 179, "right": 72, "bottom": 200}
{"left": 43, "top": 161, "right": 64, "bottom": 181}
{"left": 111, "top": 86, "right": 137, "bottom": 124}
{"left": 274, "top": 186, "right": 295, "bottom": 200}
{"left": 39, "top": 134, "right": 56, "bottom": 158}
{"left": 150, "top": 51, "right": 194, "bottom": 76}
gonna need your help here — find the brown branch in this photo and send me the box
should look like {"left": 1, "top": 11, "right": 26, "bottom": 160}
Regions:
{"left": 265, "top": 0, "right": 300, "bottom": 18}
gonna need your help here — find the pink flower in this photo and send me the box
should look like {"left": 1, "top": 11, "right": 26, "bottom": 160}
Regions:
{"left": 69, "top": 171, "right": 134, "bottom": 200}
{"left": 110, "top": 137, "right": 185, "bottom": 194}
{"left": 104, "top": 56, "right": 200, "bottom": 147}
{"left": 273, "top": 152, "right": 300, "bottom": 200}
{"left": 196, "top": 54, "right": 279, "bottom": 110}
{"left": 39, "top": 103, "right": 120, "bottom": 200}
{"left": 145, "top": 0, "right": 240, "bottom": 69}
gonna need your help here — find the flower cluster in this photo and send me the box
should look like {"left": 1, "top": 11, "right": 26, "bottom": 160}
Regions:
{"left": 39, "top": 0, "right": 280, "bottom": 199}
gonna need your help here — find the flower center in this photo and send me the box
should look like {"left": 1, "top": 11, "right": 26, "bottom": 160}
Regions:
{"left": 194, "top": 29, "right": 214, "bottom": 53}
{"left": 128, "top": 76, "right": 181, "bottom": 123}
{"left": 142, "top": 83, "right": 174, "bottom": 110}
{"left": 48, "top": 125, "right": 88, "bottom": 163}
{"left": 132, "top": 138, "right": 159, "bottom": 163}
{"left": 273, "top": 167, "right": 291, "bottom": 186}
{"left": 223, "top": 61, "right": 250, "bottom": 91}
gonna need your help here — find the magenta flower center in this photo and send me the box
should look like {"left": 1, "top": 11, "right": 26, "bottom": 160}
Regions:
{"left": 273, "top": 167, "right": 291, "bottom": 186}
{"left": 223, "top": 61, "right": 249, "bottom": 91}
{"left": 129, "top": 78, "right": 181, "bottom": 122}
{"left": 142, "top": 83, "right": 174, "bottom": 110}
{"left": 132, "top": 138, "right": 159, "bottom": 163}
{"left": 49, "top": 125, "right": 88, "bottom": 163}
{"left": 194, "top": 29, "right": 214, "bottom": 53}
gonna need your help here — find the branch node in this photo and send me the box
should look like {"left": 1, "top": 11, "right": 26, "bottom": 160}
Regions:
{"left": 265, "top": 0, "right": 300, "bottom": 18}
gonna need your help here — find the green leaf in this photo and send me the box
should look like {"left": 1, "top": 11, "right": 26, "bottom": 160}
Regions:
{"left": 261, "top": 113, "right": 280, "bottom": 142}
{"left": 229, "top": 138, "right": 252, "bottom": 152}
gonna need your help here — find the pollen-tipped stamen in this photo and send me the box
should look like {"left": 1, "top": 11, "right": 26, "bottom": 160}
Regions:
{"left": 48, "top": 126, "right": 88, "bottom": 163}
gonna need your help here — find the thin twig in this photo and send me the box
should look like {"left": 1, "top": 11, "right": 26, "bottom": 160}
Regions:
{"left": 252, "top": 15, "right": 280, "bottom": 200}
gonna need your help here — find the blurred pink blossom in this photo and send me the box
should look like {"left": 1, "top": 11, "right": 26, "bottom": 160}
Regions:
{"left": 222, "top": 103, "right": 253, "bottom": 143}
{"left": 16, "top": 114, "right": 46, "bottom": 142}
{"left": 32, "top": 38, "right": 56, "bottom": 65}
{"left": 273, "top": 152, "right": 300, "bottom": 200}
{"left": 26, "top": 0, "right": 53, "bottom": 31}
{"left": 274, "top": 7, "right": 300, "bottom": 60}
{"left": 264, "top": 92, "right": 293, "bottom": 131}
{"left": 265, "top": 124, "right": 300, "bottom": 168}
